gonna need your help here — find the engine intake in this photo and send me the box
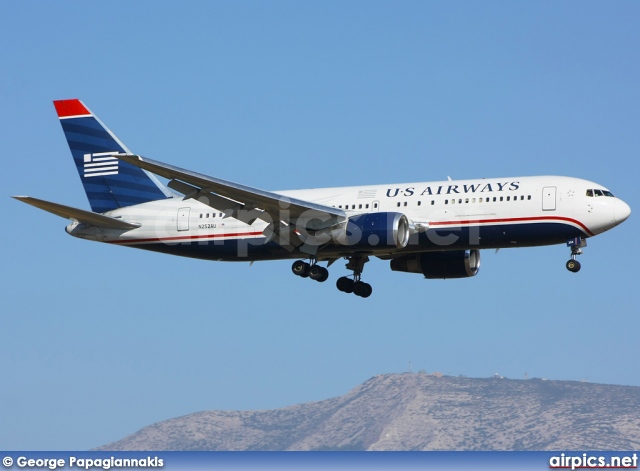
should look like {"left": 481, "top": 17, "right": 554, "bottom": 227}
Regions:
{"left": 390, "top": 249, "right": 481, "bottom": 278}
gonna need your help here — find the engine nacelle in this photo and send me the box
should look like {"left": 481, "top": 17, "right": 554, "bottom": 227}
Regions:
{"left": 390, "top": 249, "right": 481, "bottom": 278}
{"left": 330, "top": 212, "right": 411, "bottom": 249}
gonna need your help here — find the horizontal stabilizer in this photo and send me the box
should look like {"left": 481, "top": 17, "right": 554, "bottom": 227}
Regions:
{"left": 12, "top": 196, "right": 140, "bottom": 230}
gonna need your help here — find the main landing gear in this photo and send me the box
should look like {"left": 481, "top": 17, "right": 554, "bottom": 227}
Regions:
{"left": 566, "top": 237, "right": 587, "bottom": 273}
{"left": 336, "top": 255, "right": 373, "bottom": 298}
{"left": 291, "top": 255, "right": 373, "bottom": 298}
{"left": 291, "top": 259, "right": 329, "bottom": 282}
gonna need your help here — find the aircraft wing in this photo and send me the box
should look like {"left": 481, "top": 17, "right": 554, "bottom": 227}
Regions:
{"left": 116, "top": 154, "right": 347, "bottom": 248}
{"left": 13, "top": 196, "right": 140, "bottom": 230}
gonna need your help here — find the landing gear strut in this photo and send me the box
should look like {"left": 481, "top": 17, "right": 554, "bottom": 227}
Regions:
{"left": 566, "top": 237, "right": 587, "bottom": 273}
{"left": 336, "top": 255, "right": 373, "bottom": 298}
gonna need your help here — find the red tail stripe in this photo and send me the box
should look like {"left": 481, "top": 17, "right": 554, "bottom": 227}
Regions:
{"left": 53, "top": 99, "right": 91, "bottom": 118}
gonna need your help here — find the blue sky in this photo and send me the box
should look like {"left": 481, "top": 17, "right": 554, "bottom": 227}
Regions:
{"left": 2, "top": 2, "right": 639, "bottom": 450}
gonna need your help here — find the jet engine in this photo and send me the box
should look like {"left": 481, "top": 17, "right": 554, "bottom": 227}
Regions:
{"left": 390, "top": 249, "right": 481, "bottom": 278}
{"left": 325, "top": 212, "right": 412, "bottom": 249}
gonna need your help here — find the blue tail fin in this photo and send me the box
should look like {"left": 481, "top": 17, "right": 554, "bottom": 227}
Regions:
{"left": 54, "top": 99, "right": 170, "bottom": 213}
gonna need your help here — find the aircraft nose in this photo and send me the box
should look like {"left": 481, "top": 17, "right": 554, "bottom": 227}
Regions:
{"left": 615, "top": 198, "right": 631, "bottom": 224}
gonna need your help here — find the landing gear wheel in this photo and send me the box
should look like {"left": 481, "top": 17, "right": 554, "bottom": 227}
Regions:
{"left": 292, "top": 260, "right": 310, "bottom": 277}
{"left": 309, "top": 265, "right": 329, "bottom": 282}
{"left": 353, "top": 281, "right": 373, "bottom": 298}
{"left": 566, "top": 259, "right": 581, "bottom": 273}
{"left": 336, "top": 276, "right": 355, "bottom": 293}
{"left": 565, "top": 238, "right": 586, "bottom": 274}
{"left": 337, "top": 255, "right": 373, "bottom": 297}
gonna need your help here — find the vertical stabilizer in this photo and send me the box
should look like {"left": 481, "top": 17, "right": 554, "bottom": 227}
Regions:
{"left": 54, "top": 99, "right": 170, "bottom": 213}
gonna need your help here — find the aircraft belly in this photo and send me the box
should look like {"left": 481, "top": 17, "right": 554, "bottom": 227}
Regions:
{"left": 116, "top": 236, "right": 293, "bottom": 262}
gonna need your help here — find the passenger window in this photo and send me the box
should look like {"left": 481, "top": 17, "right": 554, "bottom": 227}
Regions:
{"left": 479, "top": 198, "right": 483, "bottom": 203}
{"left": 431, "top": 200, "right": 435, "bottom": 205}
{"left": 366, "top": 204, "right": 369, "bottom": 209}
{"left": 472, "top": 198, "right": 476, "bottom": 203}
{"left": 404, "top": 202, "right": 407, "bottom": 207}
{"left": 451, "top": 199, "right": 456, "bottom": 205}
{"left": 359, "top": 204, "right": 362, "bottom": 209}
{"left": 500, "top": 197, "right": 503, "bottom": 202}
{"left": 374, "top": 203, "right": 378, "bottom": 209}
{"left": 397, "top": 202, "right": 401, "bottom": 207}
{"left": 458, "top": 199, "right": 462, "bottom": 204}
{"left": 528, "top": 195, "right": 531, "bottom": 200}
{"left": 445, "top": 200, "right": 449, "bottom": 205}
{"left": 417, "top": 201, "right": 421, "bottom": 206}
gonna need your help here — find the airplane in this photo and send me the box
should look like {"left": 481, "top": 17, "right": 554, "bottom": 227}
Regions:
{"left": 13, "top": 99, "right": 631, "bottom": 298}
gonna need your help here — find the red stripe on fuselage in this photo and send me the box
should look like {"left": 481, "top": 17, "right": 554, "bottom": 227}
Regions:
{"left": 105, "top": 231, "right": 265, "bottom": 245}
{"left": 429, "top": 216, "right": 593, "bottom": 236}
{"left": 105, "top": 216, "right": 592, "bottom": 247}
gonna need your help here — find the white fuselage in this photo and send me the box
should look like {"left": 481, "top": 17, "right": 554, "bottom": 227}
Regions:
{"left": 66, "top": 175, "right": 630, "bottom": 262}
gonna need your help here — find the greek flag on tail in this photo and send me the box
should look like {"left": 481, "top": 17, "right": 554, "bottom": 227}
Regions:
{"left": 54, "top": 99, "right": 170, "bottom": 214}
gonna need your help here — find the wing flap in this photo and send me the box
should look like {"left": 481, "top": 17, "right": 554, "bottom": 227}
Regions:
{"left": 167, "top": 179, "right": 246, "bottom": 219}
{"left": 13, "top": 196, "right": 140, "bottom": 230}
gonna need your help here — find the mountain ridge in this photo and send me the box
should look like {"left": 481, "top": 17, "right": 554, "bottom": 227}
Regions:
{"left": 97, "top": 373, "right": 640, "bottom": 451}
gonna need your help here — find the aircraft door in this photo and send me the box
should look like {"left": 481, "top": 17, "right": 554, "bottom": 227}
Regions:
{"left": 542, "top": 187, "right": 556, "bottom": 211}
{"left": 177, "top": 207, "right": 190, "bottom": 231}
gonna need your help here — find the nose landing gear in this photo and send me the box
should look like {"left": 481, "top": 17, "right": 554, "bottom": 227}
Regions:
{"left": 566, "top": 237, "right": 587, "bottom": 273}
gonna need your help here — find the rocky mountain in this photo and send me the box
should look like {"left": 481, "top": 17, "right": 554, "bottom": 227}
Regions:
{"left": 98, "top": 373, "right": 640, "bottom": 450}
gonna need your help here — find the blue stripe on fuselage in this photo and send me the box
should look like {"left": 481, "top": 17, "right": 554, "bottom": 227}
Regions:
{"left": 112, "top": 222, "right": 588, "bottom": 262}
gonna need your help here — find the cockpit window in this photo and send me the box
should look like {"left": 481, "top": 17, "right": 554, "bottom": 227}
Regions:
{"left": 587, "top": 188, "right": 615, "bottom": 197}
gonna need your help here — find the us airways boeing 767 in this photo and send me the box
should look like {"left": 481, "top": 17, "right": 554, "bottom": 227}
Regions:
{"left": 14, "top": 99, "right": 631, "bottom": 297}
